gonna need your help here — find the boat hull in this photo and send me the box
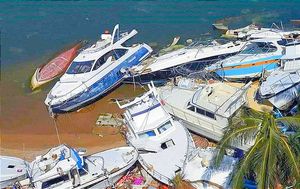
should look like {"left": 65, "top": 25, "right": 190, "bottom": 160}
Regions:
{"left": 47, "top": 46, "right": 151, "bottom": 113}
{"left": 267, "top": 84, "right": 300, "bottom": 110}
{"left": 31, "top": 42, "right": 82, "bottom": 90}
{"left": 214, "top": 59, "right": 280, "bottom": 80}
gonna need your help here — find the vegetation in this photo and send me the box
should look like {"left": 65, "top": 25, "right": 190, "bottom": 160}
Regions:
{"left": 214, "top": 108, "right": 300, "bottom": 189}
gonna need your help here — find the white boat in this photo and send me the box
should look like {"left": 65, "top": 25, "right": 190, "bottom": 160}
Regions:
{"left": 184, "top": 147, "right": 238, "bottom": 189}
{"left": 15, "top": 144, "right": 138, "bottom": 189}
{"left": 124, "top": 40, "right": 245, "bottom": 84}
{"left": 117, "top": 82, "right": 196, "bottom": 185}
{"left": 117, "top": 82, "right": 242, "bottom": 188}
{"left": 0, "top": 156, "right": 28, "bottom": 188}
{"left": 259, "top": 41, "right": 300, "bottom": 110}
{"left": 157, "top": 79, "right": 252, "bottom": 151}
{"left": 224, "top": 24, "right": 300, "bottom": 40}
{"left": 206, "top": 39, "right": 283, "bottom": 80}
{"left": 45, "top": 24, "right": 152, "bottom": 114}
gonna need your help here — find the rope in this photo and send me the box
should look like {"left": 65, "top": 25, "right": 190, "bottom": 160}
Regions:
{"left": 53, "top": 118, "right": 61, "bottom": 145}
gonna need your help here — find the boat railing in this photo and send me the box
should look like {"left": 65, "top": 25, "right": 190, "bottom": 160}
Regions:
{"left": 263, "top": 71, "right": 300, "bottom": 95}
{"left": 137, "top": 155, "right": 172, "bottom": 185}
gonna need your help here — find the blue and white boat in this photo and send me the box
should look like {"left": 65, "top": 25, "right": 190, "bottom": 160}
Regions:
{"left": 206, "top": 39, "right": 284, "bottom": 80}
{"left": 45, "top": 24, "right": 152, "bottom": 114}
{"left": 259, "top": 41, "right": 300, "bottom": 110}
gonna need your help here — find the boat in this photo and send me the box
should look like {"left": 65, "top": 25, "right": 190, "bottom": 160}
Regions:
{"left": 291, "top": 19, "right": 300, "bottom": 25}
{"left": 31, "top": 42, "right": 83, "bottom": 90}
{"left": 44, "top": 24, "right": 152, "bottom": 114}
{"left": 124, "top": 40, "right": 245, "bottom": 85}
{"left": 0, "top": 156, "right": 28, "bottom": 188}
{"left": 206, "top": 39, "right": 283, "bottom": 80}
{"left": 157, "top": 78, "right": 252, "bottom": 151}
{"left": 223, "top": 24, "right": 300, "bottom": 40}
{"left": 117, "top": 82, "right": 196, "bottom": 185}
{"left": 212, "top": 23, "right": 229, "bottom": 34}
{"left": 259, "top": 41, "right": 300, "bottom": 110}
{"left": 15, "top": 144, "right": 138, "bottom": 189}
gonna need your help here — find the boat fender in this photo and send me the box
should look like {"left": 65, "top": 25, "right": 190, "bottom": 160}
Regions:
{"left": 57, "top": 167, "right": 63, "bottom": 175}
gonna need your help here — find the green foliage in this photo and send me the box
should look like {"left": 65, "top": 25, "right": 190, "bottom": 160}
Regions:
{"left": 214, "top": 108, "right": 300, "bottom": 189}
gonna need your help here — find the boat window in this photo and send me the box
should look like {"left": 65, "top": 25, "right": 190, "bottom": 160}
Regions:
{"left": 195, "top": 107, "right": 216, "bottom": 120}
{"left": 42, "top": 174, "right": 69, "bottom": 188}
{"left": 161, "top": 139, "right": 175, "bottom": 150}
{"left": 205, "top": 111, "right": 216, "bottom": 119}
{"left": 113, "top": 49, "right": 128, "bottom": 60}
{"left": 67, "top": 60, "right": 94, "bottom": 74}
{"left": 158, "top": 121, "right": 173, "bottom": 134}
{"left": 187, "top": 102, "right": 195, "bottom": 112}
{"left": 92, "top": 51, "right": 114, "bottom": 71}
{"left": 241, "top": 42, "right": 277, "bottom": 54}
{"left": 196, "top": 107, "right": 205, "bottom": 115}
{"left": 138, "top": 130, "right": 156, "bottom": 138}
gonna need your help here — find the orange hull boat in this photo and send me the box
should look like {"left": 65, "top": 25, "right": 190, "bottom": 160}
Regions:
{"left": 31, "top": 42, "right": 82, "bottom": 90}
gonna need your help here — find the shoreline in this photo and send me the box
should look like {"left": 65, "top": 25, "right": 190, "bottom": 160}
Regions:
{"left": 0, "top": 61, "right": 145, "bottom": 160}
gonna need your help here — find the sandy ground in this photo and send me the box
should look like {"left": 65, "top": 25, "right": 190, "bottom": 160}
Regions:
{"left": 0, "top": 63, "right": 146, "bottom": 161}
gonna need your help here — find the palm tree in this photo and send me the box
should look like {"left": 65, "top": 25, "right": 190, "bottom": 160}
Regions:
{"left": 214, "top": 108, "right": 300, "bottom": 189}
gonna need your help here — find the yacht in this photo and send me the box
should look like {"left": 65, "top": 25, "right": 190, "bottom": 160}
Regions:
{"left": 15, "top": 144, "right": 138, "bottom": 189}
{"left": 259, "top": 41, "right": 300, "bottom": 110}
{"left": 206, "top": 39, "right": 283, "bottom": 80}
{"left": 117, "top": 82, "right": 196, "bottom": 185}
{"left": 124, "top": 40, "right": 245, "bottom": 84}
{"left": 117, "top": 83, "right": 243, "bottom": 188}
{"left": 0, "top": 156, "right": 28, "bottom": 188}
{"left": 45, "top": 24, "right": 152, "bottom": 114}
{"left": 157, "top": 79, "right": 252, "bottom": 151}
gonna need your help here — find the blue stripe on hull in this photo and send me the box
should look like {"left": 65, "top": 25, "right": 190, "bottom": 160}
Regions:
{"left": 51, "top": 47, "right": 150, "bottom": 113}
{"left": 215, "top": 62, "right": 279, "bottom": 79}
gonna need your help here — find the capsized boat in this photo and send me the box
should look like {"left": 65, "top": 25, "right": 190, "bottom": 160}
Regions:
{"left": 259, "top": 41, "right": 300, "bottom": 110}
{"left": 0, "top": 156, "right": 28, "bottom": 188}
{"left": 45, "top": 24, "right": 152, "bottom": 114}
{"left": 15, "top": 144, "right": 138, "bottom": 189}
{"left": 31, "top": 42, "right": 83, "bottom": 90}
{"left": 124, "top": 40, "right": 245, "bottom": 85}
{"left": 117, "top": 82, "right": 196, "bottom": 185}
{"left": 206, "top": 39, "right": 283, "bottom": 80}
{"left": 157, "top": 78, "right": 253, "bottom": 151}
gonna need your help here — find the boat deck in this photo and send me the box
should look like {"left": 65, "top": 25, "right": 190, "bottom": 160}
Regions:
{"left": 227, "top": 81, "right": 273, "bottom": 112}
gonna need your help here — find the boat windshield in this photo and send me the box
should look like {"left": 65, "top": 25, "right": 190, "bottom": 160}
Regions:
{"left": 241, "top": 42, "right": 277, "bottom": 54}
{"left": 66, "top": 60, "right": 94, "bottom": 74}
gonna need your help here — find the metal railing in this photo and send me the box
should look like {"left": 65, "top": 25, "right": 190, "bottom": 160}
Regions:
{"left": 262, "top": 70, "right": 300, "bottom": 97}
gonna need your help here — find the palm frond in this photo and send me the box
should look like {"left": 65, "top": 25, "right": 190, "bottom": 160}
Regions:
{"left": 276, "top": 116, "right": 300, "bottom": 130}
{"left": 278, "top": 135, "right": 300, "bottom": 181}
{"left": 214, "top": 125, "right": 258, "bottom": 166}
{"left": 231, "top": 137, "right": 265, "bottom": 189}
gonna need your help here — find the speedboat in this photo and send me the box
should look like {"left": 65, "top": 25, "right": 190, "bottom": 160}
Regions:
{"left": 117, "top": 82, "right": 196, "bottom": 185}
{"left": 124, "top": 40, "right": 245, "bottom": 85}
{"left": 157, "top": 78, "right": 252, "bottom": 151}
{"left": 45, "top": 24, "right": 152, "bottom": 114}
{"left": 0, "top": 156, "right": 28, "bottom": 188}
{"left": 31, "top": 42, "right": 83, "bottom": 90}
{"left": 259, "top": 41, "right": 300, "bottom": 110}
{"left": 15, "top": 144, "right": 138, "bottom": 189}
{"left": 206, "top": 39, "right": 283, "bottom": 80}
